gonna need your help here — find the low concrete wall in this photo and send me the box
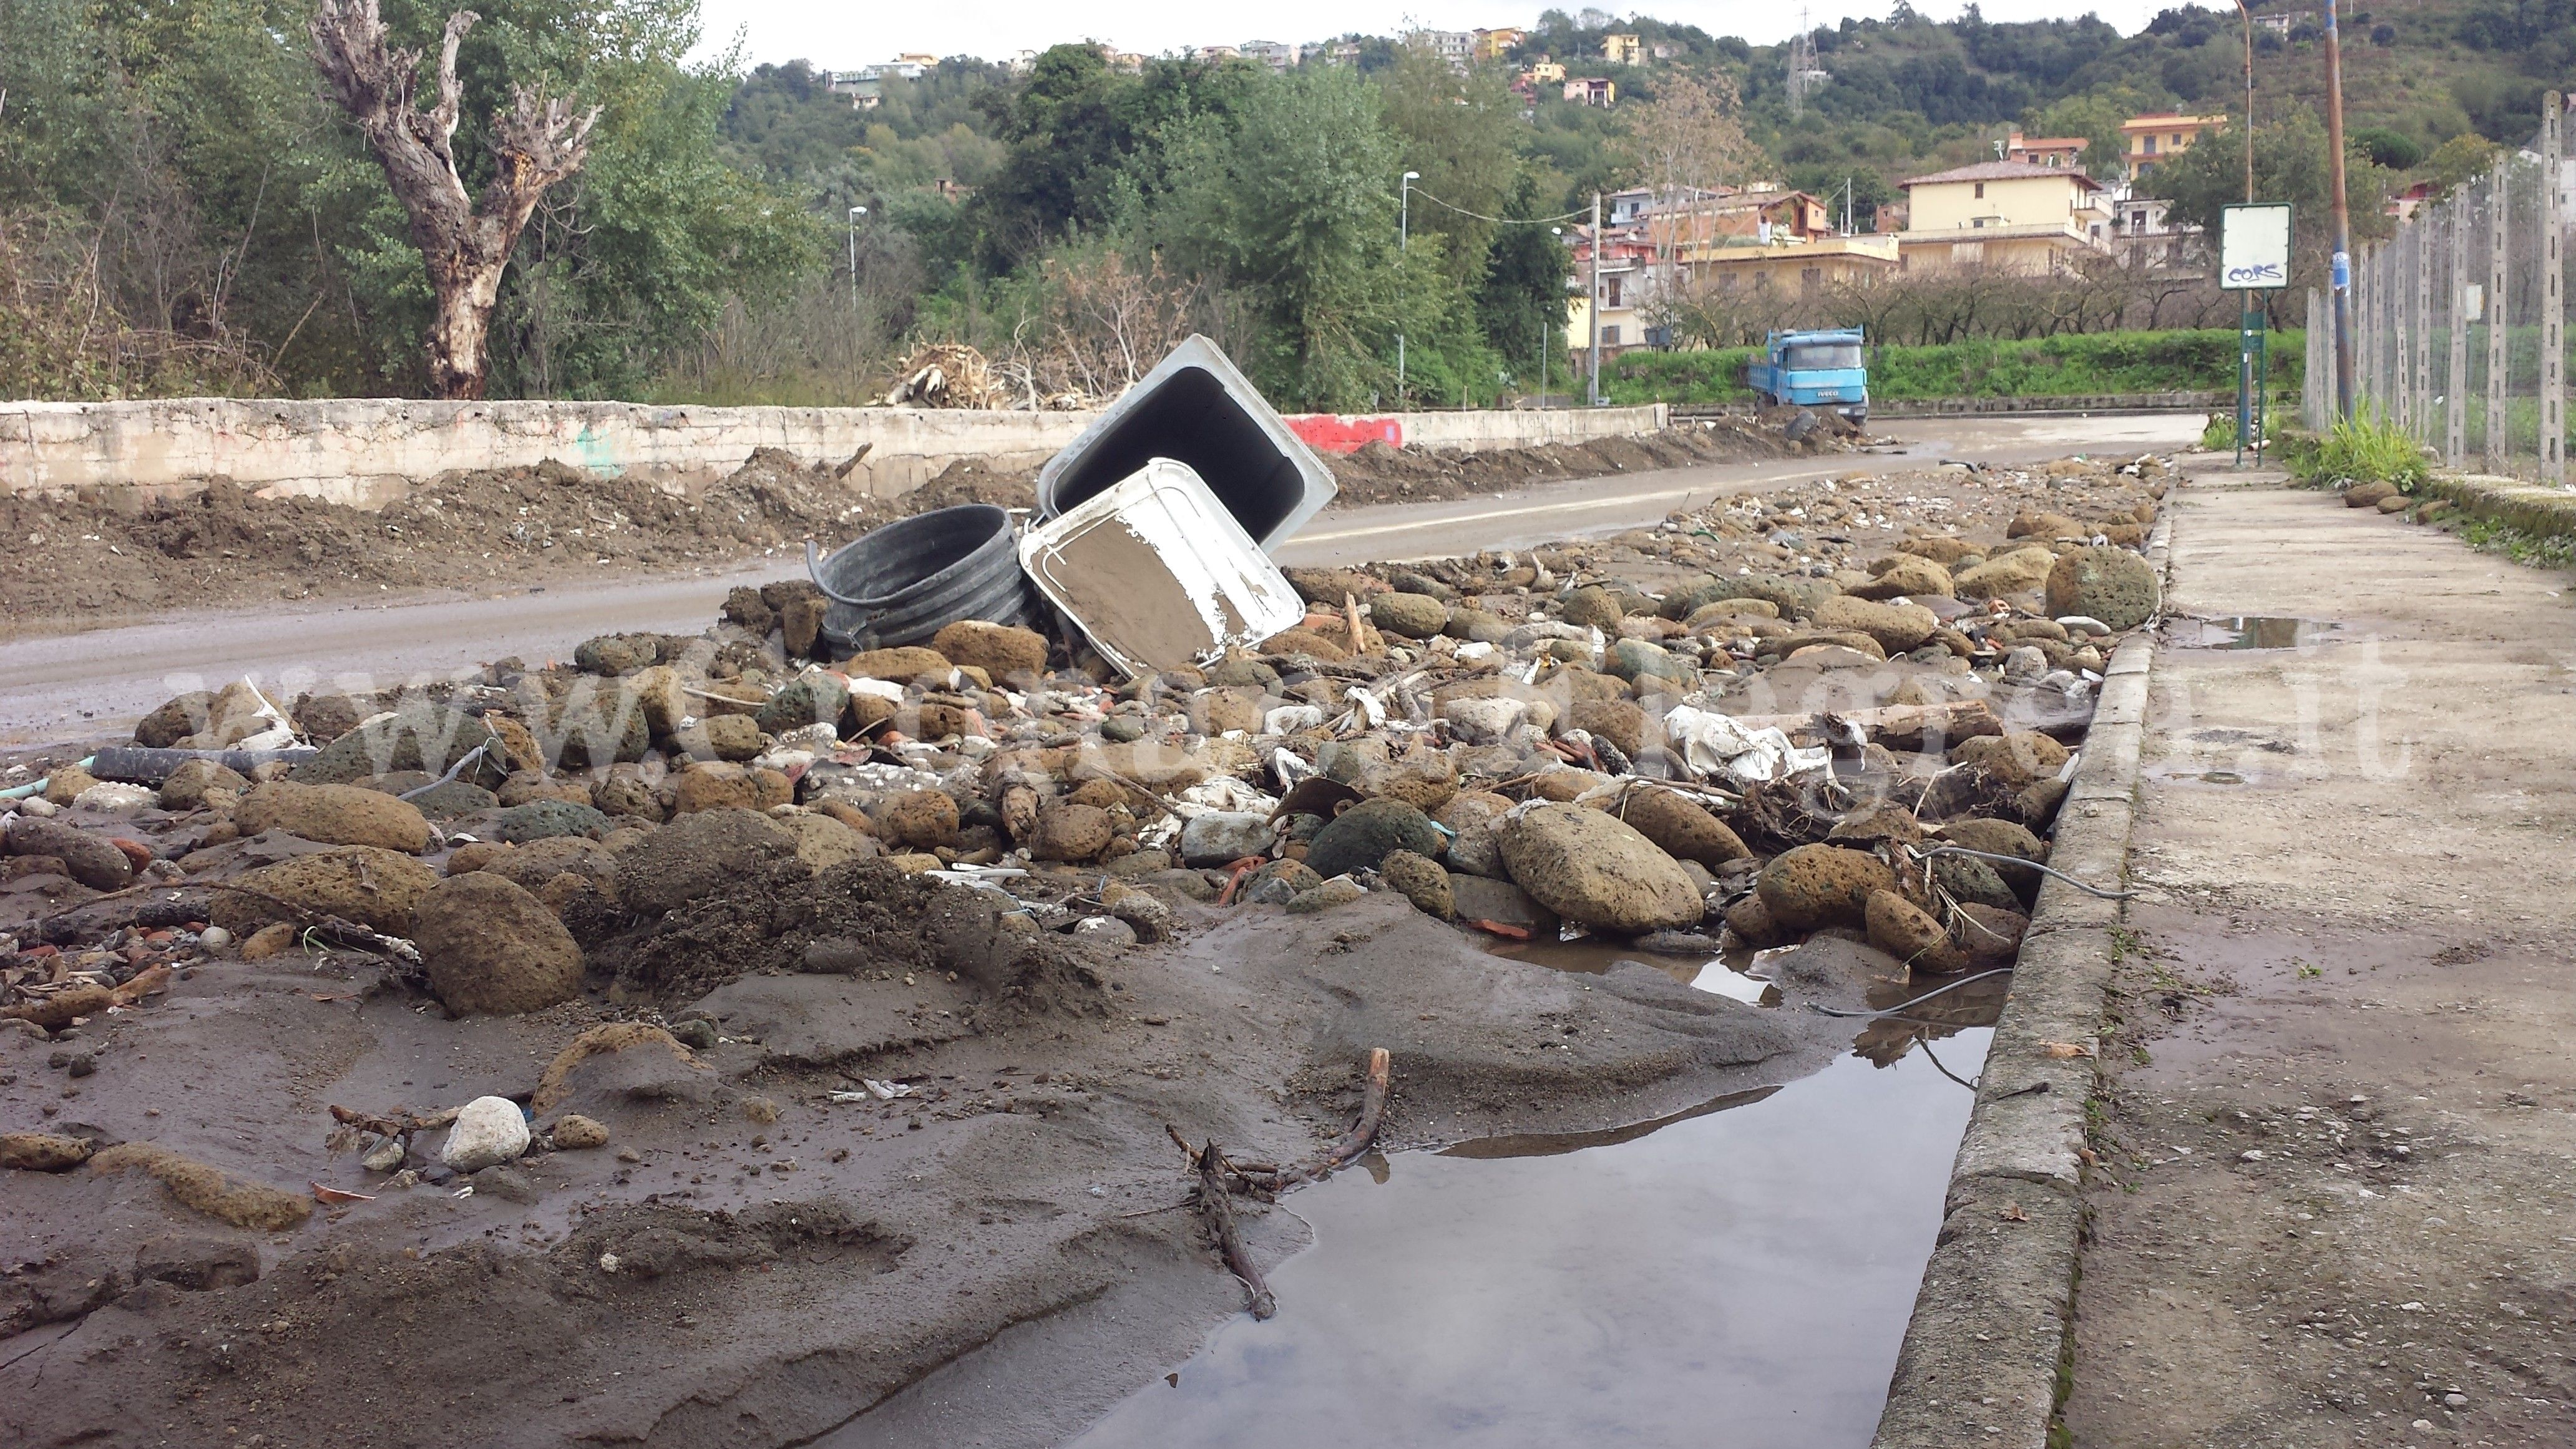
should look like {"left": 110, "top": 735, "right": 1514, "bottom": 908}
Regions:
{"left": 2421, "top": 472, "right": 2576, "bottom": 538}
{"left": 0, "top": 397, "right": 1673, "bottom": 507}
{"left": 1671, "top": 392, "right": 2228, "bottom": 421}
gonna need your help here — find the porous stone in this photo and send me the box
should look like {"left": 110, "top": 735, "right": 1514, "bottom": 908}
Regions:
{"left": 1378, "top": 849, "right": 1455, "bottom": 919}
{"left": 884, "top": 789, "right": 960, "bottom": 849}
{"left": 232, "top": 780, "right": 433, "bottom": 853}
{"left": 414, "top": 872, "right": 585, "bottom": 1015}
{"left": 2044, "top": 545, "right": 2160, "bottom": 630}
{"left": 1305, "top": 798, "right": 1442, "bottom": 880}
{"left": 207, "top": 847, "right": 436, "bottom": 936}
{"left": 1179, "top": 811, "right": 1274, "bottom": 867}
{"left": 156, "top": 759, "right": 250, "bottom": 812}
{"left": 493, "top": 798, "right": 613, "bottom": 843}
{"left": 1850, "top": 555, "right": 1953, "bottom": 600}
{"left": 1370, "top": 592, "right": 1451, "bottom": 639}
{"left": 1608, "top": 788, "right": 1750, "bottom": 869}
{"left": 932, "top": 621, "right": 1050, "bottom": 682}
{"left": 1810, "top": 596, "right": 1939, "bottom": 653}
{"left": 1953, "top": 547, "right": 2059, "bottom": 601}
{"left": 1032, "top": 804, "right": 1115, "bottom": 862}
{"left": 1495, "top": 802, "right": 1704, "bottom": 932}
{"left": 672, "top": 762, "right": 793, "bottom": 814}
{"left": 4, "top": 816, "right": 135, "bottom": 892}
{"left": 1866, "top": 889, "right": 1968, "bottom": 973}
{"left": 1755, "top": 843, "right": 1900, "bottom": 931}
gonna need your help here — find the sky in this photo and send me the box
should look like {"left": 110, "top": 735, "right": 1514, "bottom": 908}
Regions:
{"left": 690, "top": 1, "right": 2197, "bottom": 69}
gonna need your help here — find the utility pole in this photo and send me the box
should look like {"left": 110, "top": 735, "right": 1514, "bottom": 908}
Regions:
{"left": 1398, "top": 170, "right": 1418, "bottom": 405}
{"left": 1587, "top": 190, "right": 1603, "bottom": 407}
{"left": 2234, "top": 0, "right": 2257, "bottom": 465}
{"left": 1547, "top": 226, "right": 1563, "bottom": 408}
{"left": 2235, "top": 1, "right": 2255, "bottom": 203}
{"left": 2323, "top": 0, "right": 2356, "bottom": 418}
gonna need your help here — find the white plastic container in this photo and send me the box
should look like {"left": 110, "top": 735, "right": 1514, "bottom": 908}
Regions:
{"left": 1018, "top": 457, "right": 1305, "bottom": 679}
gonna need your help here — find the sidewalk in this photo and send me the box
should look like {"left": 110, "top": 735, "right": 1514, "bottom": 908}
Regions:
{"left": 2062, "top": 477, "right": 2576, "bottom": 1446}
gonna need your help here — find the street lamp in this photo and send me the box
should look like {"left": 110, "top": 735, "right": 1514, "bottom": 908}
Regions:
{"left": 1546, "top": 226, "right": 1563, "bottom": 409}
{"left": 1398, "top": 172, "right": 1419, "bottom": 404}
{"left": 848, "top": 205, "right": 867, "bottom": 312}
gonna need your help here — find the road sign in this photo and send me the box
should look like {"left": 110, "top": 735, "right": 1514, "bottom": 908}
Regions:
{"left": 2220, "top": 202, "right": 2295, "bottom": 290}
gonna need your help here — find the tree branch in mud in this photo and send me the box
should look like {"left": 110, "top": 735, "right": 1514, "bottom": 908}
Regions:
{"left": 307, "top": 0, "right": 598, "bottom": 399}
{"left": 1194, "top": 1139, "right": 1276, "bottom": 1320}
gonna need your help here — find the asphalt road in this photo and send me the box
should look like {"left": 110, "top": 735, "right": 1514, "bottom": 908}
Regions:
{"left": 0, "top": 412, "right": 2202, "bottom": 749}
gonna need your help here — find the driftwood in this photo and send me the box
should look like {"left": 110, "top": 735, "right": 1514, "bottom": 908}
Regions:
{"left": 1196, "top": 1139, "right": 1275, "bottom": 1319}
{"left": 1281, "top": 1046, "right": 1392, "bottom": 1185}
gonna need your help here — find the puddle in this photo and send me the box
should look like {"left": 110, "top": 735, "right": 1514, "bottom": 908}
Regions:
{"left": 1065, "top": 1030, "right": 1991, "bottom": 1449}
{"left": 2170, "top": 615, "right": 2342, "bottom": 650}
{"left": 1483, "top": 932, "right": 1755, "bottom": 990}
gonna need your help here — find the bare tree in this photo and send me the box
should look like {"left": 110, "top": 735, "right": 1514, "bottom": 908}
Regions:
{"left": 308, "top": 0, "right": 597, "bottom": 398}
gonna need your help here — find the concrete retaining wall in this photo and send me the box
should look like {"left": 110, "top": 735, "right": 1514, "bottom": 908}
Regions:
{"left": 0, "top": 397, "right": 1671, "bottom": 508}
{"left": 2421, "top": 472, "right": 2576, "bottom": 539}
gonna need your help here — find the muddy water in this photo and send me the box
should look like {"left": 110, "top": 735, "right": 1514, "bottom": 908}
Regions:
{"left": 1065, "top": 1026, "right": 1989, "bottom": 1449}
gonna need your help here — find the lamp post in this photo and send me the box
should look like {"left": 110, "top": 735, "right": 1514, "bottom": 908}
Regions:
{"left": 1587, "top": 190, "right": 1603, "bottom": 407}
{"left": 2323, "top": 1, "right": 2355, "bottom": 418}
{"left": 1398, "top": 171, "right": 1419, "bottom": 404}
{"left": 1547, "top": 226, "right": 1563, "bottom": 408}
{"left": 848, "top": 205, "right": 867, "bottom": 313}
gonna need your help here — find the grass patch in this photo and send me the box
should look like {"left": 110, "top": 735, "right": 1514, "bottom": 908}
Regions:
{"left": 2457, "top": 515, "right": 2576, "bottom": 571}
{"left": 1601, "top": 328, "right": 2303, "bottom": 406}
{"left": 2283, "top": 409, "right": 2429, "bottom": 490}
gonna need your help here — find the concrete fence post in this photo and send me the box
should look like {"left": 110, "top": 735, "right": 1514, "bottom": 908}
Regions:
{"left": 2394, "top": 227, "right": 2416, "bottom": 436}
{"left": 2305, "top": 288, "right": 2325, "bottom": 433}
{"left": 2448, "top": 190, "right": 2469, "bottom": 467}
{"left": 2414, "top": 209, "right": 2435, "bottom": 442}
{"left": 2543, "top": 92, "right": 2566, "bottom": 484}
{"left": 2489, "top": 162, "right": 2510, "bottom": 472}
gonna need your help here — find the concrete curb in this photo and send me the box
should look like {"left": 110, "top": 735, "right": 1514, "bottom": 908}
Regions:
{"left": 2421, "top": 472, "right": 2576, "bottom": 540}
{"left": 1868, "top": 507, "right": 2172, "bottom": 1449}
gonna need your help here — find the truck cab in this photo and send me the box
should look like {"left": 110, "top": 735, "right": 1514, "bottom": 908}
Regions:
{"left": 1747, "top": 328, "right": 1869, "bottom": 424}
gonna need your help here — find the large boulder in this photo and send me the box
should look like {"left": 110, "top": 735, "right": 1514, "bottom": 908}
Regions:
{"left": 1755, "top": 844, "right": 1900, "bottom": 932}
{"left": 1494, "top": 802, "right": 1704, "bottom": 933}
{"left": 414, "top": 873, "right": 585, "bottom": 1015}
{"left": 1953, "top": 547, "right": 2059, "bottom": 602}
{"left": 615, "top": 808, "right": 794, "bottom": 915}
{"left": 232, "top": 780, "right": 433, "bottom": 853}
{"left": 1606, "top": 788, "right": 1750, "bottom": 869}
{"left": 4, "top": 816, "right": 135, "bottom": 892}
{"left": 2044, "top": 545, "right": 2160, "bottom": 630}
{"left": 931, "top": 621, "right": 1049, "bottom": 682}
{"left": 207, "top": 846, "right": 437, "bottom": 935}
{"left": 1032, "top": 804, "right": 1114, "bottom": 862}
{"left": 1305, "top": 798, "right": 1442, "bottom": 879}
{"left": 1809, "top": 596, "right": 1938, "bottom": 654}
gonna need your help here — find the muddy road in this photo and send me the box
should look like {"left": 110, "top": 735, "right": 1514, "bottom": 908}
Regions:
{"left": 0, "top": 413, "right": 2199, "bottom": 749}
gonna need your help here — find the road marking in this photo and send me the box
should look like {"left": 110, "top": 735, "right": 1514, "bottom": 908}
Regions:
{"left": 1295, "top": 466, "right": 1842, "bottom": 545}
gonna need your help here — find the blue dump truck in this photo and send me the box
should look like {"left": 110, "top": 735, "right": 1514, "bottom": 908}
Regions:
{"left": 1745, "top": 328, "right": 1870, "bottom": 424}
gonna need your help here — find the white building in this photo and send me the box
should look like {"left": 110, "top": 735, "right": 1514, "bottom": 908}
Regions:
{"left": 1239, "top": 39, "right": 1300, "bottom": 71}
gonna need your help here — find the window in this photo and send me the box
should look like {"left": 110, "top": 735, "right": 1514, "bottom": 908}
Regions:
{"left": 1972, "top": 217, "right": 1986, "bottom": 228}
{"left": 1785, "top": 341, "right": 1863, "bottom": 370}
{"left": 1606, "top": 276, "right": 1623, "bottom": 307}
{"left": 1974, "top": 182, "right": 1986, "bottom": 198}
{"left": 2170, "top": 132, "right": 2185, "bottom": 146}
{"left": 2143, "top": 135, "right": 2157, "bottom": 155}
{"left": 1800, "top": 266, "right": 1822, "bottom": 300}
{"left": 1601, "top": 325, "right": 1621, "bottom": 346}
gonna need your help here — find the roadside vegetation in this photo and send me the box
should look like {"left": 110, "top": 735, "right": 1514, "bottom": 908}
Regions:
{"left": 2278, "top": 411, "right": 2431, "bottom": 490}
{"left": 1603, "top": 329, "right": 2304, "bottom": 407}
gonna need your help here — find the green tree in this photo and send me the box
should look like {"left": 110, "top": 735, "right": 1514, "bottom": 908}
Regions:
{"left": 1377, "top": 41, "right": 1518, "bottom": 291}
{"left": 2149, "top": 107, "right": 2392, "bottom": 283}
{"left": 2021, "top": 84, "right": 2160, "bottom": 180}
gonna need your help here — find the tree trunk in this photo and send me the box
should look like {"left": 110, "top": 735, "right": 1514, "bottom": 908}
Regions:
{"left": 309, "top": 0, "right": 595, "bottom": 400}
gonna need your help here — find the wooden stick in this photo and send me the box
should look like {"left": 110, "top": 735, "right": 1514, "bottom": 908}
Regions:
{"left": 1195, "top": 1139, "right": 1275, "bottom": 1320}
{"left": 1279, "top": 1047, "right": 1393, "bottom": 1186}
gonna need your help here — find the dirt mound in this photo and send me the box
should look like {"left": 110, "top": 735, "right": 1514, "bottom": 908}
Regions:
{"left": 1321, "top": 417, "right": 1843, "bottom": 508}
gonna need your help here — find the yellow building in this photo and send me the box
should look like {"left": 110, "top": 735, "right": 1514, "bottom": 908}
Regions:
{"left": 2122, "top": 112, "right": 2224, "bottom": 179}
{"left": 1679, "top": 235, "right": 1900, "bottom": 300}
{"left": 1475, "top": 27, "right": 1525, "bottom": 60}
{"left": 1602, "top": 32, "right": 1642, "bottom": 64}
{"left": 1895, "top": 160, "right": 2112, "bottom": 273}
{"left": 1523, "top": 59, "right": 1566, "bottom": 84}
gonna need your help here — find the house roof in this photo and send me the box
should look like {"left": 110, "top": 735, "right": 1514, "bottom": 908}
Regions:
{"left": 1898, "top": 160, "right": 2106, "bottom": 192}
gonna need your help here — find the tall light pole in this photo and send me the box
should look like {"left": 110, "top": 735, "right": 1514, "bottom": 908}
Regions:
{"left": 1398, "top": 171, "right": 1418, "bottom": 404}
{"left": 2323, "top": 1, "right": 2355, "bottom": 417}
{"left": 847, "top": 205, "right": 867, "bottom": 313}
{"left": 1547, "top": 225, "right": 1563, "bottom": 408}
{"left": 1586, "top": 190, "right": 1603, "bottom": 407}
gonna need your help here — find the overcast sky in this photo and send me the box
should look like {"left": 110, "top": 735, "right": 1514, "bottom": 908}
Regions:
{"left": 690, "top": 1, "right": 2205, "bottom": 68}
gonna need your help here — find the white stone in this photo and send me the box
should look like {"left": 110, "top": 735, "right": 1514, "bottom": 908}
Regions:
{"left": 1439, "top": 696, "right": 1529, "bottom": 745}
{"left": 440, "top": 1095, "right": 530, "bottom": 1173}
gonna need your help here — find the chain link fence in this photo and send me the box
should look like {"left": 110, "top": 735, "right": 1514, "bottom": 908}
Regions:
{"left": 2307, "top": 94, "right": 2572, "bottom": 482}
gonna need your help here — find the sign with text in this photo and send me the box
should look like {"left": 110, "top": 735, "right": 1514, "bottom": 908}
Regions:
{"left": 2219, "top": 202, "right": 2295, "bottom": 291}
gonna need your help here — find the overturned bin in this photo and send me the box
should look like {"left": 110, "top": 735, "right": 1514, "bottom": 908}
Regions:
{"left": 1020, "top": 458, "right": 1304, "bottom": 678}
{"left": 1035, "top": 334, "right": 1336, "bottom": 554}
{"left": 806, "top": 502, "right": 1042, "bottom": 655}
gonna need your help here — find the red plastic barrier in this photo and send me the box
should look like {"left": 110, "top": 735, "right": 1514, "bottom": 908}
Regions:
{"left": 1284, "top": 414, "right": 1404, "bottom": 454}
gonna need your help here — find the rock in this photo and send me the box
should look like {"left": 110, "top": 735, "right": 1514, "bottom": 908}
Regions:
{"left": 1954, "top": 903, "right": 2028, "bottom": 967}
{"left": 1951, "top": 731, "right": 2071, "bottom": 788}
{"left": 1286, "top": 876, "right": 1368, "bottom": 914}
{"left": 1440, "top": 695, "right": 1529, "bottom": 745}
{"left": 1810, "top": 596, "right": 1938, "bottom": 653}
{"left": 231, "top": 780, "right": 432, "bottom": 853}
{"left": 932, "top": 620, "right": 1050, "bottom": 681}
{"left": 134, "top": 1235, "right": 262, "bottom": 1291}
{"left": 1102, "top": 884, "right": 1175, "bottom": 942}
{"left": 4, "top": 816, "right": 135, "bottom": 892}
{"left": 1179, "top": 811, "right": 1274, "bottom": 867}
{"left": 1190, "top": 687, "right": 1267, "bottom": 736}
{"left": 544, "top": 684, "right": 652, "bottom": 768}
{"left": 1370, "top": 592, "right": 1451, "bottom": 639}
{"left": 440, "top": 1096, "right": 531, "bottom": 1173}
{"left": 1866, "top": 890, "right": 1968, "bottom": 973}
{"left": 627, "top": 665, "right": 688, "bottom": 738}
{"left": 1756, "top": 844, "right": 1900, "bottom": 931}
{"left": 1445, "top": 607, "right": 1511, "bottom": 643}
{"left": 1567, "top": 699, "right": 1649, "bottom": 757}
{"left": 409, "top": 780, "right": 502, "bottom": 818}
{"left": 208, "top": 847, "right": 435, "bottom": 935}
{"left": 239, "top": 922, "right": 298, "bottom": 960}
{"left": 673, "top": 714, "right": 764, "bottom": 762}
{"left": 1378, "top": 849, "right": 1455, "bottom": 919}
{"left": 2001, "top": 646, "right": 2049, "bottom": 685}
{"left": 479, "top": 836, "right": 619, "bottom": 901}
{"left": 156, "top": 759, "right": 250, "bottom": 812}
{"left": 1827, "top": 803, "right": 1927, "bottom": 846}
{"left": 1722, "top": 892, "right": 1787, "bottom": 947}
{"left": 134, "top": 692, "right": 215, "bottom": 749}
{"left": 884, "top": 789, "right": 960, "bottom": 849}
{"left": 1939, "top": 819, "right": 2047, "bottom": 902}
{"left": 615, "top": 808, "right": 794, "bottom": 915}
{"left": 497, "top": 771, "right": 592, "bottom": 808}
{"left": 574, "top": 633, "right": 660, "bottom": 676}
{"left": 1241, "top": 859, "right": 1322, "bottom": 905}
{"left": 758, "top": 675, "right": 851, "bottom": 736}
{"left": 1608, "top": 788, "right": 1749, "bottom": 869}
{"left": 493, "top": 798, "right": 612, "bottom": 843}
{"left": 1851, "top": 555, "right": 1953, "bottom": 600}
{"left": 1448, "top": 874, "right": 1557, "bottom": 930}
{"left": 1727, "top": 572, "right": 1840, "bottom": 620}
{"left": 2044, "top": 545, "right": 2160, "bottom": 631}
{"left": 414, "top": 872, "right": 585, "bottom": 1014}
{"left": 1604, "top": 638, "right": 1696, "bottom": 686}
{"left": 1954, "top": 547, "right": 2059, "bottom": 601}
{"left": 2342, "top": 480, "right": 2399, "bottom": 507}
{"left": 1435, "top": 791, "right": 1513, "bottom": 877}
{"left": 1306, "top": 798, "right": 1442, "bottom": 879}
{"left": 1032, "top": 804, "right": 1114, "bottom": 862}
{"left": 672, "top": 762, "right": 793, "bottom": 814}
{"left": 1558, "top": 586, "right": 1625, "bottom": 628}
{"left": 550, "top": 1115, "right": 610, "bottom": 1150}
{"left": 0, "top": 1131, "right": 95, "bottom": 1171}
{"left": 1931, "top": 853, "right": 2021, "bottom": 912}
{"left": 1495, "top": 802, "right": 1704, "bottom": 932}
{"left": 72, "top": 781, "right": 155, "bottom": 813}
{"left": 843, "top": 646, "right": 951, "bottom": 682}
